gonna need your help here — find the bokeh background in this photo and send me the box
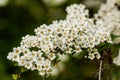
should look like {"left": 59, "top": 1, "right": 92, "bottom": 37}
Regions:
{"left": 0, "top": 0, "right": 120, "bottom": 80}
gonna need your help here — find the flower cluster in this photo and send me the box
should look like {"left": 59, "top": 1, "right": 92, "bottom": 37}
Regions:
{"left": 7, "top": 3, "right": 112, "bottom": 76}
{"left": 94, "top": 0, "right": 120, "bottom": 37}
{"left": 94, "top": 0, "right": 120, "bottom": 66}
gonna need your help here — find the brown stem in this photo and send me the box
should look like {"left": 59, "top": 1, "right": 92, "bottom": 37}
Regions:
{"left": 98, "top": 59, "right": 103, "bottom": 80}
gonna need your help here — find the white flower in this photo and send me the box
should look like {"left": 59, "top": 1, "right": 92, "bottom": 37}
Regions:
{"left": 114, "top": 49, "right": 120, "bottom": 66}
{"left": 7, "top": 52, "right": 14, "bottom": 60}
{"left": 22, "top": 48, "right": 30, "bottom": 55}
{"left": 39, "top": 69, "right": 46, "bottom": 76}
{"left": 29, "top": 51, "right": 37, "bottom": 61}
{"left": 0, "top": 0, "right": 9, "bottom": 7}
{"left": 12, "top": 54, "right": 20, "bottom": 61}
{"left": 13, "top": 47, "right": 21, "bottom": 54}
{"left": 24, "top": 61, "right": 33, "bottom": 69}
{"left": 96, "top": 53, "right": 101, "bottom": 59}
{"left": 48, "top": 53, "right": 56, "bottom": 60}
{"left": 74, "top": 46, "right": 82, "bottom": 53}
{"left": 37, "top": 65, "right": 43, "bottom": 71}
{"left": 88, "top": 53, "right": 95, "bottom": 60}
{"left": 18, "top": 58, "right": 25, "bottom": 66}
{"left": 43, "top": 61, "right": 51, "bottom": 70}
{"left": 42, "top": 45, "right": 50, "bottom": 54}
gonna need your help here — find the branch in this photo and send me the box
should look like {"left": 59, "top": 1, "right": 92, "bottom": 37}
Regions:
{"left": 98, "top": 58, "right": 103, "bottom": 80}
{"left": 43, "top": 74, "right": 46, "bottom": 80}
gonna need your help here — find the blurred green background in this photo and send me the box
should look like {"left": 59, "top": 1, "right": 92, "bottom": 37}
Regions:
{"left": 0, "top": 0, "right": 120, "bottom": 80}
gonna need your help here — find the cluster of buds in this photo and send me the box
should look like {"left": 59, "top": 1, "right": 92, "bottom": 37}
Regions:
{"left": 7, "top": 3, "right": 112, "bottom": 76}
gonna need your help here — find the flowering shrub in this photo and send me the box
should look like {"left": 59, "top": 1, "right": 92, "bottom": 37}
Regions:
{"left": 7, "top": 0, "right": 120, "bottom": 80}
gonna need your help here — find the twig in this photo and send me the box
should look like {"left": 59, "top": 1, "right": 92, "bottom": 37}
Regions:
{"left": 43, "top": 74, "right": 46, "bottom": 80}
{"left": 98, "top": 59, "right": 103, "bottom": 80}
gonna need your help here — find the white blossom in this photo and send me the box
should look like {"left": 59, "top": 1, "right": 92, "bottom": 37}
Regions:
{"left": 95, "top": 0, "right": 120, "bottom": 37}
{"left": 114, "top": 49, "right": 120, "bottom": 66}
{"left": 7, "top": 3, "right": 112, "bottom": 76}
{"left": 0, "top": 0, "right": 9, "bottom": 7}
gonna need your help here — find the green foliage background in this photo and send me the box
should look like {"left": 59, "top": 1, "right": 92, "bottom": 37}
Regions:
{"left": 0, "top": 0, "right": 120, "bottom": 80}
